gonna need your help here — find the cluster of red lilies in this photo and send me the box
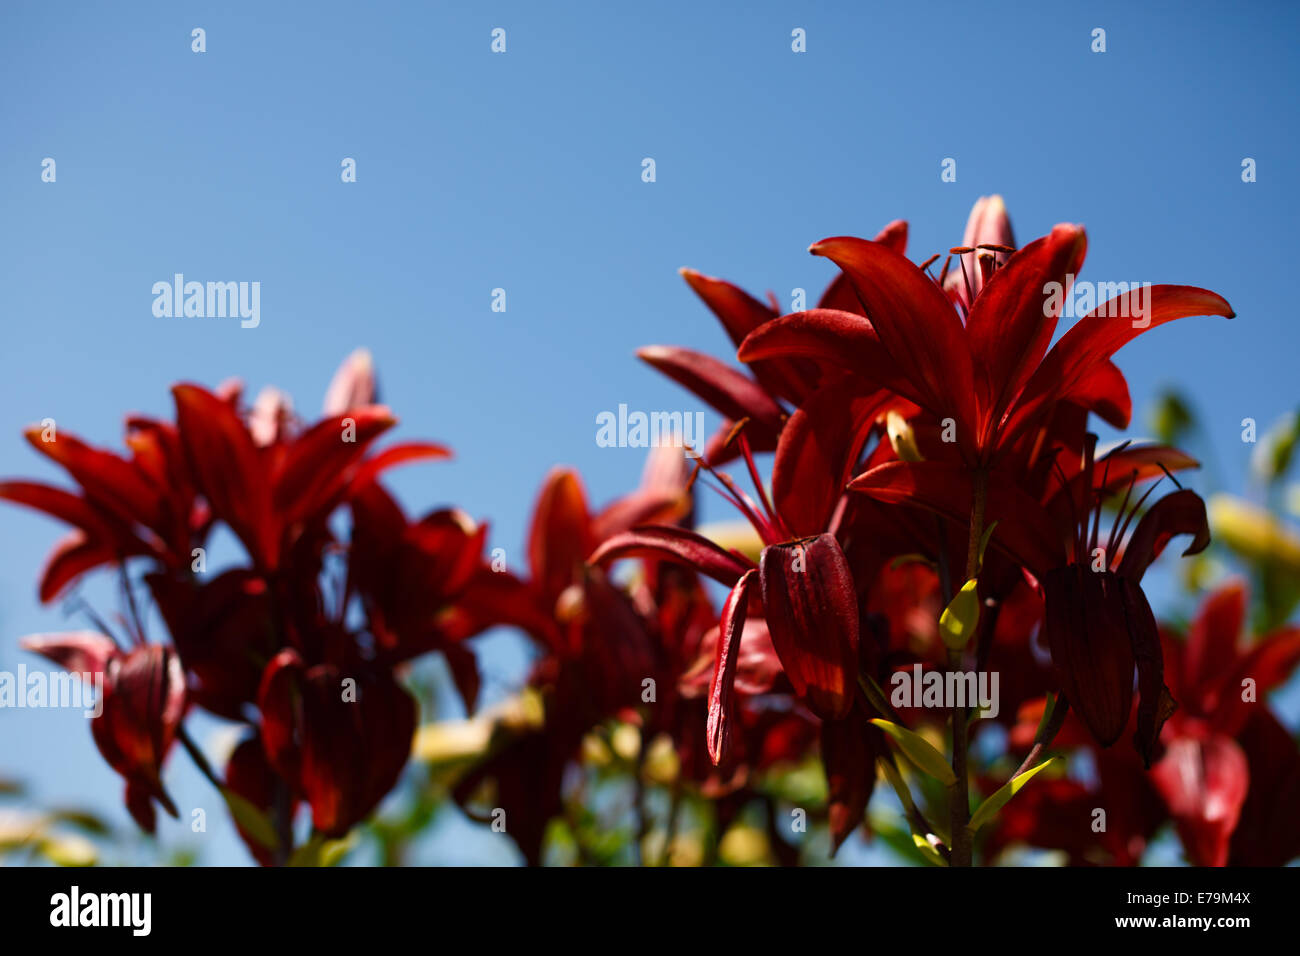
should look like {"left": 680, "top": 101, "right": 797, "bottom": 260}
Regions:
{"left": 4, "top": 198, "right": 1299, "bottom": 866}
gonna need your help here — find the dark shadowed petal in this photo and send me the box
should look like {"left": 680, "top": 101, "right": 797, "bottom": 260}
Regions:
{"left": 1118, "top": 489, "right": 1210, "bottom": 584}
{"left": 1126, "top": 576, "right": 1177, "bottom": 766}
{"left": 822, "top": 706, "right": 880, "bottom": 855}
{"left": 848, "top": 460, "right": 1061, "bottom": 577}
{"left": 225, "top": 735, "right": 280, "bottom": 866}
{"left": 1228, "top": 709, "right": 1300, "bottom": 866}
{"left": 1043, "top": 566, "right": 1135, "bottom": 749}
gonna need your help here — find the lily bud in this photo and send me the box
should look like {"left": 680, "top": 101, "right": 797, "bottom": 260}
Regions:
{"left": 759, "top": 533, "right": 860, "bottom": 720}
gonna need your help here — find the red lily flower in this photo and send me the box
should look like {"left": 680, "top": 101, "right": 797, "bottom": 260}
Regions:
{"left": 590, "top": 399, "right": 898, "bottom": 759}
{"left": 22, "top": 633, "right": 186, "bottom": 833}
{"left": 853, "top": 436, "right": 1210, "bottom": 765}
{"left": 737, "top": 206, "right": 1233, "bottom": 466}
{"left": 1151, "top": 581, "right": 1300, "bottom": 865}
{"left": 643, "top": 220, "right": 908, "bottom": 461}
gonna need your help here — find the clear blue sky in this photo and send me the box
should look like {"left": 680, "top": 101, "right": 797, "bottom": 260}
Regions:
{"left": 1, "top": 1, "right": 1297, "bottom": 865}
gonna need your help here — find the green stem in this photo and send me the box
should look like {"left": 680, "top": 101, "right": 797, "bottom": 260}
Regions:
{"left": 949, "top": 468, "right": 987, "bottom": 867}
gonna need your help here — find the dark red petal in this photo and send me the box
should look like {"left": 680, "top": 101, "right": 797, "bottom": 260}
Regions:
{"left": 739, "top": 308, "right": 929, "bottom": 411}
{"left": 22, "top": 428, "right": 167, "bottom": 535}
{"left": 1184, "top": 581, "right": 1247, "bottom": 705}
{"left": 435, "top": 566, "right": 562, "bottom": 650}
{"left": 1219, "top": 626, "right": 1300, "bottom": 734}
{"left": 173, "top": 384, "right": 275, "bottom": 567}
{"left": 346, "top": 441, "right": 451, "bottom": 495}
{"left": 848, "top": 460, "right": 1061, "bottom": 578}
{"left": 124, "top": 780, "right": 158, "bottom": 834}
{"left": 637, "top": 345, "right": 785, "bottom": 428}
{"left": 1228, "top": 709, "right": 1300, "bottom": 866}
{"left": 1118, "top": 489, "right": 1210, "bottom": 584}
{"left": 966, "top": 224, "right": 1088, "bottom": 435}
{"left": 1151, "top": 733, "right": 1248, "bottom": 866}
{"left": 680, "top": 268, "right": 815, "bottom": 402}
{"left": 275, "top": 405, "right": 396, "bottom": 528}
{"left": 225, "top": 735, "right": 280, "bottom": 866}
{"left": 443, "top": 643, "right": 481, "bottom": 716}
{"left": 1126, "top": 577, "right": 1177, "bottom": 766}
{"left": 1063, "top": 359, "right": 1131, "bottom": 429}
{"left": 527, "top": 468, "right": 594, "bottom": 606}
{"left": 0, "top": 481, "right": 111, "bottom": 534}
{"left": 93, "top": 646, "right": 185, "bottom": 818}
{"left": 37, "top": 531, "right": 119, "bottom": 603}
{"left": 296, "top": 666, "right": 417, "bottom": 836}
{"left": 817, "top": 219, "right": 909, "bottom": 312}
{"left": 707, "top": 569, "right": 756, "bottom": 765}
{"left": 808, "top": 237, "right": 976, "bottom": 439}
{"left": 772, "top": 379, "right": 895, "bottom": 538}
{"left": 759, "top": 534, "right": 859, "bottom": 720}
{"left": 1043, "top": 566, "right": 1135, "bottom": 749}
{"left": 257, "top": 649, "right": 305, "bottom": 782}
{"left": 823, "top": 708, "right": 879, "bottom": 855}
{"left": 589, "top": 525, "right": 753, "bottom": 587}
{"left": 590, "top": 488, "right": 688, "bottom": 545}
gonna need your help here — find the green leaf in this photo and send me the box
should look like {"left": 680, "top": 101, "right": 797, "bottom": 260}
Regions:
{"left": 287, "top": 832, "right": 357, "bottom": 867}
{"left": 221, "top": 787, "right": 278, "bottom": 851}
{"left": 870, "top": 719, "right": 956, "bottom": 787}
{"left": 967, "top": 757, "right": 1061, "bottom": 835}
{"left": 939, "top": 578, "right": 980, "bottom": 651}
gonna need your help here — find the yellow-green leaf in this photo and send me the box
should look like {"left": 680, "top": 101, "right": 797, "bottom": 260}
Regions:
{"left": 939, "top": 578, "right": 980, "bottom": 651}
{"left": 287, "top": 832, "right": 357, "bottom": 867}
{"left": 967, "top": 756, "right": 1061, "bottom": 835}
{"left": 221, "top": 787, "right": 278, "bottom": 851}
{"left": 870, "top": 719, "right": 957, "bottom": 786}
{"left": 911, "top": 832, "right": 948, "bottom": 867}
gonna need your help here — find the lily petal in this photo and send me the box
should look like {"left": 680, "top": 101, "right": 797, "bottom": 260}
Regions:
{"left": 707, "top": 569, "right": 756, "bottom": 765}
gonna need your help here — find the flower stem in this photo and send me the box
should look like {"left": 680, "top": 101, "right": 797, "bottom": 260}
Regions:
{"left": 949, "top": 468, "right": 987, "bottom": 867}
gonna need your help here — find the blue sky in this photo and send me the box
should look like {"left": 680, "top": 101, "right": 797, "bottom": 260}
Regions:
{"left": 1, "top": 1, "right": 1297, "bottom": 865}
